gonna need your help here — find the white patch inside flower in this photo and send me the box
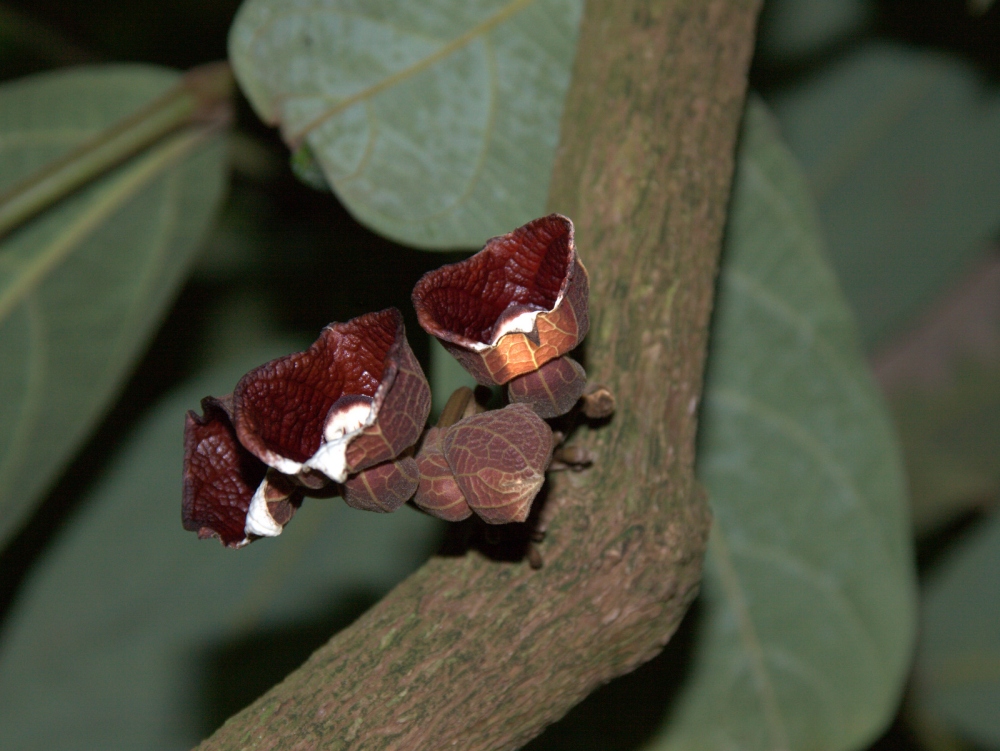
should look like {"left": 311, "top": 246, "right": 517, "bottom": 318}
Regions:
{"left": 268, "top": 455, "right": 304, "bottom": 476}
{"left": 466, "top": 309, "right": 543, "bottom": 353}
{"left": 244, "top": 480, "right": 283, "bottom": 538}
{"left": 304, "top": 399, "right": 375, "bottom": 483}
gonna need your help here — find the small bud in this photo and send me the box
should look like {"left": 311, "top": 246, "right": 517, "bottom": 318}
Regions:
{"left": 550, "top": 444, "right": 595, "bottom": 472}
{"left": 580, "top": 385, "right": 616, "bottom": 419}
{"left": 436, "top": 386, "right": 478, "bottom": 429}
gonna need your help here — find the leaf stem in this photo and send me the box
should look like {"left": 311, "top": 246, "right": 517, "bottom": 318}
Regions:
{"left": 0, "top": 60, "right": 233, "bottom": 239}
{"left": 0, "top": 125, "right": 221, "bottom": 322}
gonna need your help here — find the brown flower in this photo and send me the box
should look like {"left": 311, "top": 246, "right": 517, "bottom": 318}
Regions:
{"left": 232, "top": 308, "right": 430, "bottom": 485}
{"left": 182, "top": 309, "right": 430, "bottom": 544}
{"left": 412, "top": 214, "right": 589, "bottom": 386}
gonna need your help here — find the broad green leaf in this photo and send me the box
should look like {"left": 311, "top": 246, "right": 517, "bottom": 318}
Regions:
{"left": 0, "top": 65, "right": 228, "bottom": 546}
{"left": 647, "top": 99, "right": 916, "bottom": 751}
{"left": 228, "top": 0, "right": 582, "bottom": 249}
{"left": 766, "top": 42, "right": 1000, "bottom": 349}
{"left": 915, "top": 511, "right": 1000, "bottom": 749}
{"left": 0, "top": 344, "right": 446, "bottom": 751}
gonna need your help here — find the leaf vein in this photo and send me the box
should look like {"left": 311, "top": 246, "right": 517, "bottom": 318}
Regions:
{"left": 729, "top": 538, "right": 888, "bottom": 683}
{"left": 710, "top": 525, "right": 792, "bottom": 751}
{"left": 707, "top": 387, "right": 895, "bottom": 562}
{"left": 724, "top": 268, "right": 864, "bottom": 414}
{"left": 288, "top": 0, "right": 534, "bottom": 141}
{"left": 0, "top": 295, "right": 48, "bottom": 491}
{"left": 0, "top": 128, "right": 209, "bottom": 324}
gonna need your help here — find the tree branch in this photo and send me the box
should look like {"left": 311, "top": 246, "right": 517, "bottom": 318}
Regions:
{"left": 197, "top": 1, "right": 760, "bottom": 749}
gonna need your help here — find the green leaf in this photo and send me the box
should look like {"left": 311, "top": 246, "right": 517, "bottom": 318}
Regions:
{"left": 228, "top": 0, "right": 582, "bottom": 249}
{"left": 0, "top": 65, "right": 228, "bottom": 546}
{"left": 0, "top": 345, "right": 446, "bottom": 751}
{"left": 767, "top": 42, "right": 1000, "bottom": 349}
{"left": 915, "top": 511, "right": 1000, "bottom": 749}
{"left": 647, "top": 98, "right": 917, "bottom": 751}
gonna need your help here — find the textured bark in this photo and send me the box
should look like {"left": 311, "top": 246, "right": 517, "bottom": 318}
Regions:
{"left": 197, "top": 1, "right": 760, "bottom": 749}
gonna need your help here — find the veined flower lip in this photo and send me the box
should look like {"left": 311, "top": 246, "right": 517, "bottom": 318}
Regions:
{"left": 231, "top": 308, "right": 431, "bottom": 484}
{"left": 258, "top": 395, "right": 377, "bottom": 481}
{"left": 442, "top": 404, "right": 554, "bottom": 524}
{"left": 412, "top": 426, "right": 472, "bottom": 522}
{"left": 412, "top": 214, "right": 589, "bottom": 385}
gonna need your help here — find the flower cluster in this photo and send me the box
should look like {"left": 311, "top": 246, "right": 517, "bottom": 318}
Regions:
{"left": 182, "top": 214, "right": 595, "bottom": 547}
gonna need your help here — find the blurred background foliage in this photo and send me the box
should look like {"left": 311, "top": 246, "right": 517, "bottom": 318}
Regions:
{"left": 0, "top": 0, "right": 998, "bottom": 749}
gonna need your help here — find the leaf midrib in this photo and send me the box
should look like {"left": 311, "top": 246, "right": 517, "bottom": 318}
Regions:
{"left": 0, "top": 127, "right": 211, "bottom": 324}
{"left": 725, "top": 534, "right": 886, "bottom": 675}
{"left": 286, "top": 0, "right": 535, "bottom": 142}
{"left": 711, "top": 526, "right": 792, "bottom": 751}
{"left": 0, "top": 297, "right": 47, "bottom": 494}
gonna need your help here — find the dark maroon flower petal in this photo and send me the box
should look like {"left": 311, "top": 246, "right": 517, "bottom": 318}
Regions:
{"left": 341, "top": 455, "right": 419, "bottom": 513}
{"left": 183, "top": 397, "right": 270, "bottom": 548}
{"left": 507, "top": 355, "right": 588, "bottom": 419}
{"left": 412, "top": 214, "right": 589, "bottom": 386}
{"left": 443, "top": 404, "right": 554, "bottom": 524}
{"left": 232, "top": 308, "right": 430, "bottom": 483}
{"left": 412, "top": 427, "right": 472, "bottom": 522}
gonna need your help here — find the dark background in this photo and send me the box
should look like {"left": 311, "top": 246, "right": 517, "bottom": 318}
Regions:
{"left": 1, "top": 1, "right": 998, "bottom": 749}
